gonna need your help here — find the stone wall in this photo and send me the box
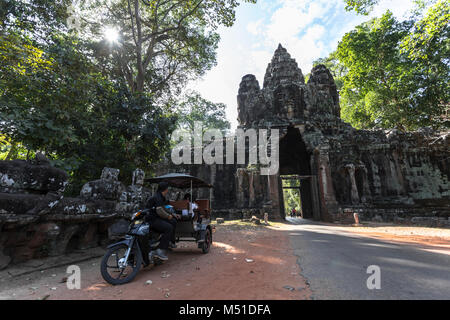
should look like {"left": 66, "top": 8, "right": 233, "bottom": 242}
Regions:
{"left": 0, "top": 156, "right": 151, "bottom": 270}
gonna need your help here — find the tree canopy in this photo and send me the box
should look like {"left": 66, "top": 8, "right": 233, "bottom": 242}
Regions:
{"left": 318, "top": 1, "right": 449, "bottom": 130}
{"left": 78, "top": 0, "right": 255, "bottom": 97}
{"left": 344, "top": 0, "right": 379, "bottom": 15}
{"left": 176, "top": 91, "right": 231, "bottom": 134}
{"left": 0, "top": 0, "right": 251, "bottom": 193}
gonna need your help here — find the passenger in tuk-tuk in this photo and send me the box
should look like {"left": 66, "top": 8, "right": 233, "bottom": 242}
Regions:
{"left": 145, "top": 182, "right": 180, "bottom": 261}
{"left": 182, "top": 193, "right": 198, "bottom": 220}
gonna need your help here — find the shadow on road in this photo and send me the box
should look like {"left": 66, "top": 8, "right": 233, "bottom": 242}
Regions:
{"left": 279, "top": 217, "right": 450, "bottom": 299}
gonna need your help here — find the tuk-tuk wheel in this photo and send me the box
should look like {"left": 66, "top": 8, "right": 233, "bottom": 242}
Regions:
{"left": 201, "top": 228, "right": 212, "bottom": 254}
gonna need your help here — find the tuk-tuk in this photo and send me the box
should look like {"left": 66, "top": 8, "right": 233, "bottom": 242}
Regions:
{"left": 145, "top": 173, "right": 214, "bottom": 254}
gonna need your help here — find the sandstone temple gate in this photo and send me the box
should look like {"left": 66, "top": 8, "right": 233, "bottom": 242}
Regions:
{"left": 159, "top": 44, "right": 450, "bottom": 224}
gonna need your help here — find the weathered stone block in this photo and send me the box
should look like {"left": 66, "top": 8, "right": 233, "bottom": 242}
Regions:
{"left": 0, "top": 159, "right": 68, "bottom": 194}
{"left": 80, "top": 179, "right": 126, "bottom": 201}
{"left": 0, "top": 193, "right": 44, "bottom": 215}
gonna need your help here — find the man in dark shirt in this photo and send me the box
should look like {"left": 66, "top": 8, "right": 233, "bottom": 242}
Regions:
{"left": 145, "top": 182, "right": 179, "bottom": 261}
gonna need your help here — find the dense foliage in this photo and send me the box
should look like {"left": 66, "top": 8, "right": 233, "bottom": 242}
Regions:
{"left": 0, "top": 0, "right": 252, "bottom": 193}
{"left": 176, "top": 92, "right": 231, "bottom": 134}
{"left": 317, "top": 1, "right": 449, "bottom": 130}
{"left": 282, "top": 179, "right": 301, "bottom": 216}
{"left": 344, "top": 0, "right": 379, "bottom": 15}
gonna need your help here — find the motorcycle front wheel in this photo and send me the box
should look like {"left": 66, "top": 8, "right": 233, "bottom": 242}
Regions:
{"left": 100, "top": 243, "right": 142, "bottom": 285}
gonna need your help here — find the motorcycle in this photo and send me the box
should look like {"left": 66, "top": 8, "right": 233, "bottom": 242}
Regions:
{"left": 100, "top": 209, "right": 164, "bottom": 285}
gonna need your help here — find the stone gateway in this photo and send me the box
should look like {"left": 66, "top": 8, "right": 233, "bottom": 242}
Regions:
{"left": 157, "top": 44, "right": 449, "bottom": 225}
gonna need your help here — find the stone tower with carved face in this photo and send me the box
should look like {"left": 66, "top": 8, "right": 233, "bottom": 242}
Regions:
{"left": 233, "top": 44, "right": 449, "bottom": 222}
{"left": 237, "top": 44, "right": 340, "bottom": 128}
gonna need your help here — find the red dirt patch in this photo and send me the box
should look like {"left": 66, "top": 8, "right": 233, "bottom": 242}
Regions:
{"left": 1, "top": 222, "right": 311, "bottom": 300}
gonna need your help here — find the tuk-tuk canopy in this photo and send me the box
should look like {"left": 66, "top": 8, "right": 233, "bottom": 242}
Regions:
{"left": 145, "top": 173, "right": 213, "bottom": 189}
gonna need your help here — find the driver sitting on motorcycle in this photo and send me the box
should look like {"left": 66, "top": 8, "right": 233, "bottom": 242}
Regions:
{"left": 145, "top": 182, "right": 180, "bottom": 261}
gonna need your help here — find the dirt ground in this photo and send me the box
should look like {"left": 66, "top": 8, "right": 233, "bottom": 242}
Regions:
{"left": 0, "top": 221, "right": 312, "bottom": 300}
{"left": 1, "top": 219, "right": 448, "bottom": 300}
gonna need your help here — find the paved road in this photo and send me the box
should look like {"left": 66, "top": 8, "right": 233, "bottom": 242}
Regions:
{"left": 286, "top": 218, "right": 450, "bottom": 300}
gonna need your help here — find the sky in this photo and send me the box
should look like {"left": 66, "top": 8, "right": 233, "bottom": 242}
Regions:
{"left": 189, "top": 0, "right": 416, "bottom": 130}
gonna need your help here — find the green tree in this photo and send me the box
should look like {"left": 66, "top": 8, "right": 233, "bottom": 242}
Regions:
{"left": 0, "top": 31, "right": 80, "bottom": 155}
{"left": 282, "top": 179, "right": 301, "bottom": 215}
{"left": 0, "top": 0, "right": 256, "bottom": 193}
{"left": 1, "top": 0, "right": 72, "bottom": 40}
{"left": 329, "top": 4, "right": 449, "bottom": 130}
{"left": 60, "top": 83, "right": 178, "bottom": 193}
{"left": 176, "top": 91, "right": 231, "bottom": 134}
{"left": 343, "top": 0, "right": 440, "bottom": 16}
{"left": 0, "top": 30, "right": 178, "bottom": 191}
{"left": 80, "top": 0, "right": 256, "bottom": 96}
{"left": 336, "top": 12, "right": 413, "bottom": 129}
{"left": 344, "top": 0, "right": 379, "bottom": 15}
{"left": 400, "top": 0, "right": 450, "bottom": 127}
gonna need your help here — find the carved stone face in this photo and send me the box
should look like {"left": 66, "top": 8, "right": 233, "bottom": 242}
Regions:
{"left": 132, "top": 169, "right": 145, "bottom": 186}
{"left": 274, "top": 84, "right": 304, "bottom": 120}
{"left": 101, "top": 167, "right": 120, "bottom": 181}
{"left": 237, "top": 74, "right": 261, "bottom": 126}
{"left": 80, "top": 183, "right": 93, "bottom": 198}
